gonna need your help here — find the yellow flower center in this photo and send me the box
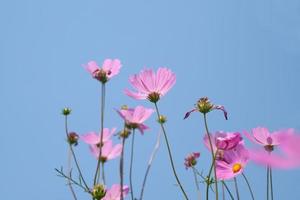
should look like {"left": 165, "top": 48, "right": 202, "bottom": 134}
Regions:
{"left": 232, "top": 163, "right": 242, "bottom": 173}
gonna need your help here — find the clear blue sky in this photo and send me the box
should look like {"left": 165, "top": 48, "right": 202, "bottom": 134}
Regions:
{"left": 1, "top": 0, "right": 300, "bottom": 199}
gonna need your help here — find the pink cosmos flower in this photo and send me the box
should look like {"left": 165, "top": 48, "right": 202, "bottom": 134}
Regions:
{"left": 203, "top": 131, "right": 243, "bottom": 152}
{"left": 116, "top": 105, "right": 154, "bottom": 134}
{"left": 124, "top": 68, "right": 176, "bottom": 103}
{"left": 184, "top": 152, "right": 200, "bottom": 169}
{"left": 216, "top": 144, "right": 249, "bottom": 180}
{"left": 84, "top": 59, "right": 122, "bottom": 83}
{"left": 90, "top": 140, "right": 122, "bottom": 162}
{"left": 81, "top": 128, "right": 116, "bottom": 145}
{"left": 102, "top": 184, "right": 130, "bottom": 200}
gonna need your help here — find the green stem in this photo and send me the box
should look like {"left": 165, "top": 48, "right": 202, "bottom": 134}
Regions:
{"left": 120, "top": 131, "right": 126, "bottom": 200}
{"left": 192, "top": 167, "right": 201, "bottom": 200}
{"left": 65, "top": 116, "right": 89, "bottom": 191}
{"left": 234, "top": 177, "right": 240, "bottom": 200}
{"left": 154, "top": 103, "right": 189, "bottom": 200}
{"left": 242, "top": 173, "right": 255, "bottom": 200}
{"left": 94, "top": 83, "right": 106, "bottom": 185}
{"left": 222, "top": 181, "right": 225, "bottom": 200}
{"left": 67, "top": 148, "right": 78, "bottom": 200}
{"left": 270, "top": 167, "right": 273, "bottom": 200}
{"left": 221, "top": 181, "right": 234, "bottom": 200}
{"left": 203, "top": 114, "right": 218, "bottom": 200}
{"left": 102, "top": 162, "right": 106, "bottom": 185}
{"left": 267, "top": 166, "right": 269, "bottom": 200}
{"left": 129, "top": 129, "right": 136, "bottom": 200}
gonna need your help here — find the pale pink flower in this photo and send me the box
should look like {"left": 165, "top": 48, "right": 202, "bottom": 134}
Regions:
{"left": 124, "top": 68, "right": 176, "bottom": 102}
{"left": 102, "top": 184, "right": 130, "bottom": 200}
{"left": 84, "top": 59, "right": 121, "bottom": 83}
{"left": 216, "top": 144, "right": 249, "bottom": 180}
{"left": 90, "top": 140, "right": 122, "bottom": 162}
{"left": 116, "top": 105, "right": 154, "bottom": 134}
{"left": 203, "top": 131, "right": 243, "bottom": 152}
{"left": 81, "top": 128, "right": 116, "bottom": 145}
{"left": 184, "top": 152, "right": 200, "bottom": 169}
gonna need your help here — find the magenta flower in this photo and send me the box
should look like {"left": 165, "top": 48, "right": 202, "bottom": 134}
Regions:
{"left": 124, "top": 68, "right": 176, "bottom": 103}
{"left": 102, "top": 184, "right": 130, "bottom": 200}
{"left": 184, "top": 97, "right": 228, "bottom": 120}
{"left": 216, "top": 144, "right": 249, "bottom": 180}
{"left": 90, "top": 140, "right": 122, "bottom": 162}
{"left": 116, "top": 105, "right": 154, "bottom": 134}
{"left": 204, "top": 131, "right": 243, "bottom": 152}
{"left": 184, "top": 152, "right": 200, "bottom": 169}
{"left": 84, "top": 59, "right": 122, "bottom": 83}
{"left": 81, "top": 128, "right": 116, "bottom": 145}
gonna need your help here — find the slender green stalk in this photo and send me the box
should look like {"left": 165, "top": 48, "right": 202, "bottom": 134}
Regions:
{"left": 234, "top": 177, "right": 240, "bottom": 200}
{"left": 270, "top": 167, "right": 273, "bottom": 200}
{"left": 193, "top": 167, "right": 201, "bottom": 200}
{"left": 203, "top": 114, "right": 218, "bottom": 200}
{"left": 267, "top": 166, "right": 270, "bottom": 200}
{"left": 154, "top": 103, "right": 189, "bottom": 200}
{"left": 65, "top": 116, "right": 89, "bottom": 191}
{"left": 94, "top": 83, "right": 106, "bottom": 185}
{"left": 140, "top": 130, "right": 162, "bottom": 200}
{"left": 129, "top": 129, "right": 136, "bottom": 200}
{"left": 221, "top": 181, "right": 234, "bottom": 200}
{"left": 120, "top": 132, "right": 126, "bottom": 200}
{"left": 222, "top": 181, "right": 225, "bottom": 200}
{"left": 102, "top": 162, "right": 106, "bottom": 185}
{"left": 67, "top": 149, "right": 78, "bottom": 200}
{"left": 242, "top": 173, "right": 255, "bottom": 200}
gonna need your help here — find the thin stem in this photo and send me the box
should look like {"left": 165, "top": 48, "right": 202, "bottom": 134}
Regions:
{"left": 65, "top": 116, "right": 89, "bottom": 191}
{"left": 221, "top": 181, "right": 234, "bottom": 200}
{"left": 222, "top": 182, "right": 225, "bottom": 200}
{"left": 270, "top": 167, "right": 273, "bottom": 200}
{"left": 129, "top": 129, "right": 136, "bottom": 200}
{"left": 67, "top": 148, "right": 78, "bottom": 200}
{"left": 203, "top": 114, "right": 218, "bottom": 200}
{"left": 242, "top": 173, "right": 255, "bottom": 200}
{"left": 234, "top": 177, "right": 240, "bottom": 200}
{"left": 102, "top": 162, "right": 106, "bottom": 185}
{"left": 140, "top": 129, "right": 162, "bottom": 200}
{"left": 154, "top": 103, "right": 189, "bottom": 200}
{"left": 193, "top": 167, "right": 201, "bottom": 200}
{"left": 94, "top": 83, "right": 106, "bottom": 185}
{"left": 267, "top": 166, "right": 270, "bottom": 200}
{"left": 120, "top": 132, "right": 126, "bottom": 200}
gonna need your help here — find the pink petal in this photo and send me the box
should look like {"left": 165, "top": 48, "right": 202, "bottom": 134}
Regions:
{"left": 84, "top": 61, "right": 99, "bottom": 76}
{"left": 252, "top": 127, "right": 270, "bottom": 145}
{"left": 80, "top": 132, "right": 99, "bottom": 144}
{"left": 102, "top": 59, "right": 112, "bottom": 71}
{"left": 124, "top": 89, "right": 148, "bottom": 100}
{"left": 107, "top": 144, "right": 122, "bottom": 160}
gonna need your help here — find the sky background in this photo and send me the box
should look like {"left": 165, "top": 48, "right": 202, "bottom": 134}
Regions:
{"left": 1, "top": 0, "right": 300, "bottom": 199}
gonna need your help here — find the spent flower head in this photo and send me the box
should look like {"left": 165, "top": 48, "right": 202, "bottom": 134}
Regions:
{"left": 184, "top": 152, "right": 200, "bottom": 169}
{"left": 67, "top": 132, "right": 79, "bottom": 146}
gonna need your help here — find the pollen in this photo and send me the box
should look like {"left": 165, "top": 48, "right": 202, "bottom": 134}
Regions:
{"left": 232, "top": 163, "right": 242, "bottom": 173}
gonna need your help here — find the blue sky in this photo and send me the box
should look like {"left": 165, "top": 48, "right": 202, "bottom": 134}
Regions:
{"left": 1, "top": 0, "right": 300, "bottom": 199}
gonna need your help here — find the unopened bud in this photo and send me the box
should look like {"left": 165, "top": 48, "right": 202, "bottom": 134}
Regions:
{"left": 157, "top": 115, "right": 167, "bottom": 124}
{"left": 67, "top": 132, "right": 79, "bottom": 146}
{"left": 92, "top": 184, "right": 106, "bottom": 200}
{"left": 120, "top": 129, "right": 131, "bottom": 138}
{"left": 62, "top": 108, "right": 72, "bottom": 116}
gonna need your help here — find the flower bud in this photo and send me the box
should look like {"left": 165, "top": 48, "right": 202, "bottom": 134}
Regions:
{"left": 62, "top": 108, "right": 72, "bottom": 116}
{"left": 157, "top": 115, "right": 167, "bottom": 124}
{"left": 197, "top": 97, "right": 213, "bottom": 114}
{"left": 92, "top": 184, "right": 106, "bottom": 200}
{"left": 67, "top": 132, "right": 79, "bottom": 146}
{"left": 119, "top": 129, "right": 131, "bottom": 138}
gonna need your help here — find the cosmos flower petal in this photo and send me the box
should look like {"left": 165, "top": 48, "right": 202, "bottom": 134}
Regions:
{"left": 81, "top": 132, "right": 99, "bottom": 144}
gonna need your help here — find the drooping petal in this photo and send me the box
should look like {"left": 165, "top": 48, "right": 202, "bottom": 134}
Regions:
{"left": 184, "top": 108, "right": 197, "bottom": 119}
{"left": 124, "top": 89, "right": 148, "bottom": 100}
{"left": 213, "top": 105, "right": 228, "bottom": 120}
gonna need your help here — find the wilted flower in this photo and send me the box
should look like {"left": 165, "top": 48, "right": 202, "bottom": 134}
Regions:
{"left": 81, "top": 128, "right": 116, "bottom": 146}
{"left": 90, "top": 140, "right": 122, "bottom": 162}
{"left": 124, "top": 68, "right": 176, "bottom": 103}
{"left": 216, "top": 144, "right": 249, "bottom": 180}
{"left": 84, "top": 59, "right": 122, "bottom": 83}
{"left": 184, "top": 97, "right": 228, "bottom": 120}
{"left": 184, "top": 152, "right": 200, "bottom": 169}
{"left": 116, "top": 105, "right": 154, "bottom": 134}
{"left": 102, "top": 184, "right": 130, "bottom": 200}
{"left": 67, "top": 132, "right": 79, "bottom": 146}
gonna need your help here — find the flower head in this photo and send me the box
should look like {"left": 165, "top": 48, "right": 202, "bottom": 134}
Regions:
{"left": 102, "top": 184, "right": 130, "bottom": 200}
{"left": 125, "top": 68, "right": 176, "bottom": 103}
{"left": 184, "top": 152, "right": 200, "bottom": 169}
{"left": 116, "top": 105, "right": 154, "bottom": 134}
{"left": 184, "top": 97, "right": 228, "bottom": 120}
{"left": 67, "top": 132, "right": 79, "bottom": 146}
{"left": 92, "top": 184, "right": 106, "bottom": 200}
{"left": 90, "top": 140, "right": 122, "bottom": 162}
{"left": 84, "top": 59, "right": 121, "bottom": 83}
{"left": 216, "top": 144, "right": 249, "bottom": 180}
{"left": 81, "top": 128, "right": 116, "bottom": 146}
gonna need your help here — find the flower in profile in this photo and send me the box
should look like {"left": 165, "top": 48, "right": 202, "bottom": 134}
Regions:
{"left": 81, "top": 128, "right": 116, "bottom": 146}
{"left": 184, "top": 152, "right": 200, "bottom": 169}
{"left": 116, "top": 105, "right": 154, "bottom": 134}
{"left": 90, "top": 140, "right": 122, "bottom": 162}
{"left": 84, "top": 59, "right": 122, "bottom": 83}
{"left": 216, "top": 144, "right": 249, "bottom": 180}
{"left": 124, "top": 68, "right": 176, "bottom": 103}
{"left": 184, "top": 97, "right": 228, "bottom": 120}
{"left": 67, "top": 132, "right": 79, "bottom": 146}
{"left": 102, "top": 184, "right": 130, "bottom": 200}
{"left": 243, "top": 127, "right": 293, "bottom": 152}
